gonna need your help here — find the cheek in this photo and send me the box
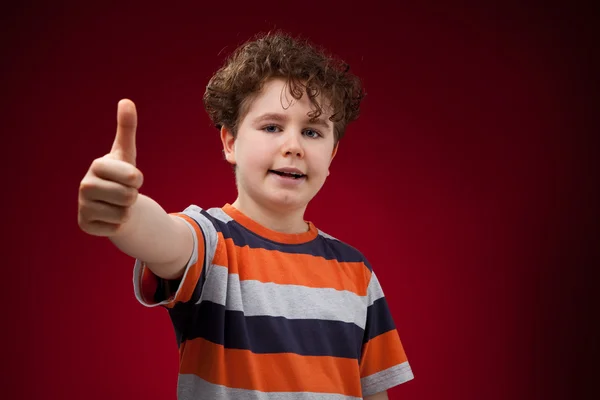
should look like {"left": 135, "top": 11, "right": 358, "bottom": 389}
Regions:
{"left": 238, "top": 142, "right": 272, "bottom": 172}
{"left": 309, "top": 155, "right": 333, "bottom": 178}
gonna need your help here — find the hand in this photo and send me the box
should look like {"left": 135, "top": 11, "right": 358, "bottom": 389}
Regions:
{"left": 78, "top": 99, "right": 144, "bottom": 236}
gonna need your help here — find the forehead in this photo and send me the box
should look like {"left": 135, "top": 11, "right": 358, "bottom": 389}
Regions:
{"left": 242, "top": 77, "right": 333, "bottom": 121}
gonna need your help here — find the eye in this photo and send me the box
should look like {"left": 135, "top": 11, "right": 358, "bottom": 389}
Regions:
{"left": 303, "top": 129, "right": 321, "bottom": 139}
{"left": 263, "top": 125, "right": 281, "bottom": 133}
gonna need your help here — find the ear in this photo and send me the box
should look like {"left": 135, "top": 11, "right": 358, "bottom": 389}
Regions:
{"left": 220, "top": 126, "right": 236, "bottom": 165}
{"left": 327, "top": 142, "right": 339, "bottom": 176}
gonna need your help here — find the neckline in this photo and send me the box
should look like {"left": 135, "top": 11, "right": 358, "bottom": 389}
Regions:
{"left": 222, "top": 203, "right": 318, "bottom": 245}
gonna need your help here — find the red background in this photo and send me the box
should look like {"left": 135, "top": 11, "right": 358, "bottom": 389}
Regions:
{"left": 2, "top": 1, "right": 597, "bottom": 399}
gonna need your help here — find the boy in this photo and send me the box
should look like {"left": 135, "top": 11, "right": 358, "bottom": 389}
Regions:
{"left": 78, "top": 31, "right": 414, "bottom": 399}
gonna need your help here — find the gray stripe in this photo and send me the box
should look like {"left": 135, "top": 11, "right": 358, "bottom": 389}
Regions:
{"left": 197, "top": 264, "right": 240, "bottom": 309}
{"left": 365, "top": 273, "right": 385, "bottom": 307}
{"left": 178, "top": 374, "right": 362, "bottom": 400}
{"left": 132, "top": 217, "right": 199, "bottom": 307}
{"left": 198, "top": 265, "right": 368, "bottom": 329}
{"left": 133, "top": 208, "right": 220, "bottom": 307}
{"left": 318, "top": 229, "right": 385, "bottom": 309}
{"left": 182, "top": 205, "right": 219, "bottom": 268}
{"left": 317, "top": 229, "right": 339, "bottom": 241}
{"left": 360, "top": 361, "right": 414, "bottom": 397}
{"left": 207, "top": 206, "right": 234, "bottom": 223}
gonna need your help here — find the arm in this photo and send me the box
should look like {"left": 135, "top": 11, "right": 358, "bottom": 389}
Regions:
{"left": 110, "top": 193, "right": 193, "bottom": 280}
{"left": 78, "top": 99, "right": 193, "bottom": 281}
{"left": 359, "top": 271, "right": 414, "bottom": 396}
{"left": 365, "top": 392, "right": 388, "bottom": 400}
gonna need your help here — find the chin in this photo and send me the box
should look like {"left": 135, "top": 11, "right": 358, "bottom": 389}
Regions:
{"left": 270, "top": 196, "right": 306, "bottom": 210}
{"left": 262, "top": 193, "right": 309, "bottom": 212}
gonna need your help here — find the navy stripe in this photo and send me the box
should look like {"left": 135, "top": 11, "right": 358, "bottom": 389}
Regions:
{"left": 363, "top": 297, "right": 396, "bottom": 344}
{"left": 179, "top": 300, "right": 364, "bottom": 359}
{"left": 201, "top": 210, "right": 366, "bottom": 264}
{"left": 167, "top": 218, "right": 209, "bottom": 348}
{"left": 168, "top": 258, "right": 208, "bottom": 348}
{"left": 361, "top": 257, "right": 373, "bottom": 272}
{"left": 169, "top": 301, "right": 191, "bottom": 348}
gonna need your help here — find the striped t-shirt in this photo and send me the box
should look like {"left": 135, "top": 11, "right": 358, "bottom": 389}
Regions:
{"left": 133, "top": 203, "right": 414, "bottom": 399}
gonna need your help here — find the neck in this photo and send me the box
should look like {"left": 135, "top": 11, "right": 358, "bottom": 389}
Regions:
{"left": 231, "top": 195, "right": 309, "bottom": 234}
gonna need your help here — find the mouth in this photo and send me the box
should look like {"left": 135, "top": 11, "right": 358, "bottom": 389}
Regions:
{"left": 268, "top": 170, "right": 307, "bottom": 179}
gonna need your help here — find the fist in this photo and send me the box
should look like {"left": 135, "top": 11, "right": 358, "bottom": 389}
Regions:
{"left": 78, "top": 99, "right": 144, "bottom": 236}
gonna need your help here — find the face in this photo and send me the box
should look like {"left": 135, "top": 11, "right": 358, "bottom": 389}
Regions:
{"left": 221, "top": 77, "right": 338, "bottom": 214}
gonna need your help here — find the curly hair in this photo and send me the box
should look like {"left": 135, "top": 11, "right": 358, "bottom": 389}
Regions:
{"left": 203, "top": 31, "right": 365, "bottom": 143}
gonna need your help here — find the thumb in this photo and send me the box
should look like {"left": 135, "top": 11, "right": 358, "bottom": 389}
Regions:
{"left": 110, "top": 99, "right": 137, "bottom": 166}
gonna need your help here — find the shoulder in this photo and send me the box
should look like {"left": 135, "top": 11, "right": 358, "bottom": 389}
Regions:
{"left": 178, "top": 205, "right": 233, "bottom": 232}
{"left": 316, "top": 228, "right": 373, "bottom": 272}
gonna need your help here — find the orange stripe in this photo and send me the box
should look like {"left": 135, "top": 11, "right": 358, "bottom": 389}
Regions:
{"left": 140, "top": 264, "right": 158, "bottom": 304}
{"left": 162, "top": 213, "right": 205, "bottom": 308}
{"left": 180, "top": 337, "right": 362, "bottom": 397}
{"left": 359, "top": 330, "right": 408, "bottom": 378}
{"left": 212, "top": 233, "right": 371, "bottom": 295}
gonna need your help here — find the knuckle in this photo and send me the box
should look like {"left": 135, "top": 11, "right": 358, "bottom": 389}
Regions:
{"left": 126, "top": 168, "right": 143, "bottom": 187}
{"left": 78, "top": 200, "right": 91, "bottom": 215}
{"left": 79, "top": 179, "right": 94, "bottom": 195}
{"left": 90, "top": 157, "right": 104, "bottom": 172}
{"left": 125, "top": 170, "right": 138, "bottom": 185}
{"left": 78, "top": 218, "right": 94, "bottom": 234}
{"left": 132, "top": 170, "right": 144, "bottom": 188}
{"left": 77, "top": 213, "right": 86, "bottom": 228}
{"left": 120, "top": 206, "right": 132, "bottom": 222}
{"left": 123, "top": 188, "right": 138, "bottom": 205}
{"left": 80, "top": 210, "right": 96, "bottom": 224}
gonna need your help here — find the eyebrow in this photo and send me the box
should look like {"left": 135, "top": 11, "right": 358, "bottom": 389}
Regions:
{"left": 253, "top": 113, "right": 332, "bottom": 130}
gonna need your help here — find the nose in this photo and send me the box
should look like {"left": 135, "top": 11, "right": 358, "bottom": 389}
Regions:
{"left": 281, "top": 130, "right": 304, "bottom": 158}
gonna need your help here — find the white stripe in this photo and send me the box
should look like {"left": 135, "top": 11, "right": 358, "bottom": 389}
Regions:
{"left": 198, "top": 265, "right": 368, "bottom": 329}
{"left": 178, "top": 374, "right": 362, "bottom": 400}
{"left": 133, "top": 207, "right": 220, "bottom": 307}
{"left": 360, "top": 361, "right": 414, "bottom": 397}
{"left": 132, "top": 217, "right": 199, "bottom": 307}
{"left": 206, "top": 206, "right": 234, "bottom": 223}
{"left": 318, "top": 229, "right": 339, "bottom": 241}
{"left": 365, "top": 273, "right": 385, "bottom": 307}
{"left": 182, "top": 206, "right": 219, "bottom": 268}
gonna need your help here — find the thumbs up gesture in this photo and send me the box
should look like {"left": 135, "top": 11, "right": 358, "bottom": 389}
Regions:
{"left": 78, "top": 99, "right": 145, "bottom": 236}
{"left": 110, "top": 99, "right": 138, "bottom": 166}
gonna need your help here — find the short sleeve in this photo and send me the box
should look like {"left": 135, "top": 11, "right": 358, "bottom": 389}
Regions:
{"left": 132, "top": 205, "right": 218, "bottom": 309}
{"left": 360, "top": 272, "right": 414, "bottom": 396}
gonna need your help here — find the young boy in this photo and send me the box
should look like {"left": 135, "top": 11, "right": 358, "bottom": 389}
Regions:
{"left": 78, "top": 31, "right": 414, "bottom": 399}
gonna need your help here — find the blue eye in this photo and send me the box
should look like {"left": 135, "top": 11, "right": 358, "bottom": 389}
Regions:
{"left": 263, "top": 125, "right": 280, "bottom": 133}
{"left": 304, "top": 129, "right": 321, "bottom": 138}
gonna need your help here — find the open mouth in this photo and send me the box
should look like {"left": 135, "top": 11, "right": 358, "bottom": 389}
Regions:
{"left": 269, "top": 170, "right": 306, "bottom": 179}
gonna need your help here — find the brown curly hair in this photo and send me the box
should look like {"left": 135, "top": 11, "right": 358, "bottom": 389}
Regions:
{"left": 203, "top": 30, "right": 365, "bottom": 143}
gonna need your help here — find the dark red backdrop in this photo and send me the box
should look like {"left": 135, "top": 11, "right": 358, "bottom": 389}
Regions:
{"left": 3, "top": 2, "right": 597, "bottom": 399}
